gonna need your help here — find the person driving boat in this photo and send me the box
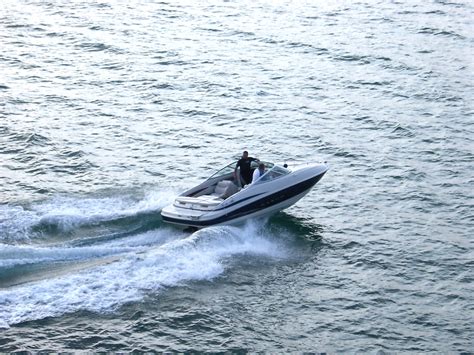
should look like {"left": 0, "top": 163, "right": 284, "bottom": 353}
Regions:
{"left": 234, "top": 150, "right": 258, "bottom": 186}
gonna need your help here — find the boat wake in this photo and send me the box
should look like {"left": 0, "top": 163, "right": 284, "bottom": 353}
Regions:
{"left": 0, "top": 190, "right": 296, "bottom": 328}
{"left": 0, "top": 188, "right": 177, "bottom": 242}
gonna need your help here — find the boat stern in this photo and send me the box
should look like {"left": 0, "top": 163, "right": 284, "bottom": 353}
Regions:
{"left": 161, "top": 204, "right": 204, "bottom": 227}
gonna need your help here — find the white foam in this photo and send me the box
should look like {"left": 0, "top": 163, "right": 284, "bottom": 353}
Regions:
{"left": 0, "top": 204, "right": 38, "bottom": 242}
{"left": 0, "top": 220, "right": 289, "bottom": 328}
{"left": 0, "top": 188, "right": 177, "bottom": 241}
{"left": 0, "top": 227, "right": 181, "bottom": 269}
{"left": 34, "top": 189, "right": 177, "bottom": 231}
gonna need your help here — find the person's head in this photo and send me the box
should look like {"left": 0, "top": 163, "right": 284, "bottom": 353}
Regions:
{"left": 242, "top": 151, "right": 249, "bottom": 158}
{"left": 258, "top": 163, "right": 265, "bottom": 172}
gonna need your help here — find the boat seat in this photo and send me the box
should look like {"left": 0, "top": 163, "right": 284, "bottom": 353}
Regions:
{"left": 212, "top": 180, "right": 238, "bottom": 199}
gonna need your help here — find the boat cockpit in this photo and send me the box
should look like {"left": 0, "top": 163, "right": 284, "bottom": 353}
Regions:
{"left": 210, "top": 160, "right": 291, "bottom": 187}
{"left": 173, "top": 161, "right": 290, "bottom": 211}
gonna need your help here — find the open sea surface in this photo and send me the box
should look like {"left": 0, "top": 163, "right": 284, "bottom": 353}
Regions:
{"left": 0, "top": 0, "right": 473, "bottom": 352}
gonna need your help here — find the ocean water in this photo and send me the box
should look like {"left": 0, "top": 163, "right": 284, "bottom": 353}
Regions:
{"left": 1, "top": 0, "right": 473, "bottom": 351}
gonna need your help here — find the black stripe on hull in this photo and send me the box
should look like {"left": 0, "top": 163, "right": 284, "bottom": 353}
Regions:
{"left": 161, "top": 172, "right": 326, "bottom": 227}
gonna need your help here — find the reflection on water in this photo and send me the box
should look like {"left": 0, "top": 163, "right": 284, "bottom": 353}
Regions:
{"left": 0, "top": 0, "right": 472, "bottom": 351}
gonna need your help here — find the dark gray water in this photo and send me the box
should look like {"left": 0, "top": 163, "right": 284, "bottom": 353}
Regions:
{"left": 1, "top": 0, "right": 473, "bottom": 352}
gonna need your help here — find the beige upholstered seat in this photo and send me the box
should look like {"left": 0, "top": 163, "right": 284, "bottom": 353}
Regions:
{"left": 212, "top": 180, "right": 238, "bottom": 199}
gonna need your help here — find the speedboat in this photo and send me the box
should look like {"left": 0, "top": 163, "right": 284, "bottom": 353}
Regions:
{"left": 161, "top": 160, "right": 328, "bottom": 228}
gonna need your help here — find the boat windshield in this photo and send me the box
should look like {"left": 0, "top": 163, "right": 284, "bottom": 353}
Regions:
{"left": 257, "top": 165, "right": 290, "bottom": 183}
{"left": 208, "top": 161, "right": 276, "bottom": 180}
{"left": 208, "top": 161, "right": 237, "bottom": 180}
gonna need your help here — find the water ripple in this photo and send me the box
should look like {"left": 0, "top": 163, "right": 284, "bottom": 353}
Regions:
{"left": 0, "top": 0, "right": 472, "bottom": 352}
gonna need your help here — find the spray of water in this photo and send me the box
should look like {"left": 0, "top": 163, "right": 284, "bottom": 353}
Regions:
{"left": 0, "top": 219, "right": 290, "bottom": 328}
{"left": 0, "top": 188, "right": 177, "bottom": 242}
